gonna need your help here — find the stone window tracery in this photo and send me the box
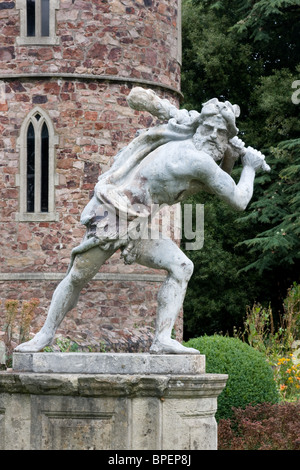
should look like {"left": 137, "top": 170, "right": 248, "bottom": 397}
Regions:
{"left": 16, "top": 107, "right": 59, "bottom": 222}
{"left": 16, "top": 0, "right": 59, "bottom": 46}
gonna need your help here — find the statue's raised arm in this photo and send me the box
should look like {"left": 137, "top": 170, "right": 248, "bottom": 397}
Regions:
{"left": 127, "top": 87, "right": 270, "bottom": 175}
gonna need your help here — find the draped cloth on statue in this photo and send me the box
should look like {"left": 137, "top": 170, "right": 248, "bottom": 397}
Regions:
{"left": 67, "top": 112, "right": 200, "bottom": 272}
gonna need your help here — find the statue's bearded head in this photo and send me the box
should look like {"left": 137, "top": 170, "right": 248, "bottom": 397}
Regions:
{"left": 193, "top": 98, "right": 240, "bottom": 161}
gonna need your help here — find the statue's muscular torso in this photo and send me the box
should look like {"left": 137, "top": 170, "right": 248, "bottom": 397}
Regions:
{"left": 120, "top": 139, "right": 216, "bottom": 207}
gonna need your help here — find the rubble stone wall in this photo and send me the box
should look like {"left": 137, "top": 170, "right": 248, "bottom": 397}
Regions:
{"left": 0, "top": 0, "right": 183, "bottom": 350}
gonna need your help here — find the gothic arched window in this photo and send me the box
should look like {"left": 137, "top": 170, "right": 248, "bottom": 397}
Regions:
{"left": 16, "top": 107, "right": 59, "bottom": 222}
{"left": 16, "top": 0, "right": 59, "bottom": 46}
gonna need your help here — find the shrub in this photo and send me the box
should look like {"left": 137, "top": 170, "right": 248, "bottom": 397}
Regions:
{"left": 184, "top": 335, "right": 279, "bottom": 420}
{"left": 218, "top": 401, "right": 300, "bottom": 450}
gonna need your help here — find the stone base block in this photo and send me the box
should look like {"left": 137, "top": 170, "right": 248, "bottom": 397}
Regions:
{"left": 0, "top": 353, "right": 227, "bottom": 450}
{"left": 13, "top": 352, "right": 206, "bottom": 375}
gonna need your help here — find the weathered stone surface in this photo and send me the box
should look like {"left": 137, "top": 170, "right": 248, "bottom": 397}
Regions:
{"left": 0, "top": 369, "right": 228, "bottom": 450}
{"left": 12, "top": 352, "right": 206, "bottom": 375}
{"left": 0, "top": 370, "right": 228, "bottom": 399}
{"left": 0, "top": 0, "right": 181, "bottom": 89}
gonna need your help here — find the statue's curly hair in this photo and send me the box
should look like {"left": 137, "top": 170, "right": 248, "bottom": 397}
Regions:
{"left": 200, "top": 98, "right": 240, "bottom": 139}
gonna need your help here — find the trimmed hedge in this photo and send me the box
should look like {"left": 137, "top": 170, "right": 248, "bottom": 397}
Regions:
{"left": 184, "top": 335, "right": 279, "bottom": 420}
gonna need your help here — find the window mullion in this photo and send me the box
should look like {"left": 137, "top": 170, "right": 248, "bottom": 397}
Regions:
{"left": 48, "top": 0, "right": 53, "bottom": 38}
{"left": 35, "top": 0, "right": 41, "bottom": 38}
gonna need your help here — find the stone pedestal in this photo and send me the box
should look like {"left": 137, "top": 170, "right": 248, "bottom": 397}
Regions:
{"left": 0, "top": 353, "right": 227, "bottom": 450}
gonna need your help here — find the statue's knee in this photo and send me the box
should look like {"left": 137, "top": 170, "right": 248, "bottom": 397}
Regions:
{"left": 69, "top": 268, "right": 87, "bottom": 287}
{"left": 183, "top": 258, "right": 194, "bottom": 281}
{"left": 171, "top": 258, "right": 194, "bottom": 283}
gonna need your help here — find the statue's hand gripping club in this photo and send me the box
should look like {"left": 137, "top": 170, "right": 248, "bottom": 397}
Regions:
{"left": 230, "top": 136, "right": 271, "bottom": 173}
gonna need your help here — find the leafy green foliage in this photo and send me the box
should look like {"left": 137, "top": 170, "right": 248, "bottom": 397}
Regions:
{"left": 229, "top": 0, "right": 300, "bottom": 54}
{"left": 237, "top": 283, "right": 300, "bottom": 358}
{"left": 238, "top": 138, "right": 300, "bottom": 275}
{"left": 182, "top": 0, "right": 264, "bottom": 115}
{"left": 182, "top": 193, "right": 264, "bottom": 338}
{"left": 181, "top": 0, "right": 300, "bottom": 336}
{"left": 184, "top": 335, "right": 279, "bottom": 420}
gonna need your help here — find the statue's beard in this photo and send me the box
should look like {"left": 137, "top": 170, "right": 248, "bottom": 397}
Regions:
{"left": 193, "top": 135, "right": 223, "bottom": 161}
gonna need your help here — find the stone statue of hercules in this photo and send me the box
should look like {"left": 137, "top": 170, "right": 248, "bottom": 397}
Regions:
{"left": 15, "top": 87, "right": 270, "bottom": 355}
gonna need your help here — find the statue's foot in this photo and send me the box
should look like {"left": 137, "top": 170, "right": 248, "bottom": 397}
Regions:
{"left": 150, "top": 338, "right": 200, "bottom": 355}
{"left": 14, "top": 331, "right": 53, "bottom": 353}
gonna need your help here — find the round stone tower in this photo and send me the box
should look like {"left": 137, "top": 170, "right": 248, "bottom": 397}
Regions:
{"left": 0, "top": 0, "right": 183, "bottom": 351}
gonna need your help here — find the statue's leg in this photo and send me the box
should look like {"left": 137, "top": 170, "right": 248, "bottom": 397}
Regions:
{"left": 135, "top": 238, "right": 199, "bottom": 354}
{"left": 15, "top": 246, "right": 114, "bottom": 352}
